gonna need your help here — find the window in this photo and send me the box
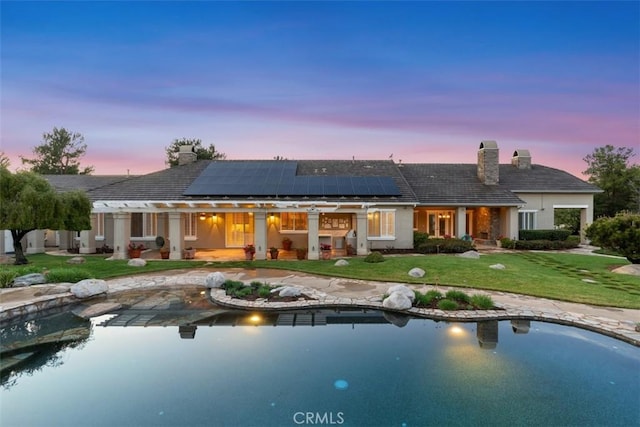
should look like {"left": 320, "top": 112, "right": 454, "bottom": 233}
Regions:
{"left": 518, "top": 211, "right": 536, "bottom": 230}
{"left": 280, "top": 212, "right": 308, "bottom": 232}
{"left": 131, "top": 213, "right": 157, "bottom": 238}
{"left": 95, "top": 213, "right": 105, "bottom": 239}
{"left": 368, "top": 210, "right": 395, "bottom": 238}
{"left": 184, "top": 213, "right": 197, "bottom": 239}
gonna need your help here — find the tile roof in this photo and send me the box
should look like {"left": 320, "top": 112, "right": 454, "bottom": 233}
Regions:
{"left": 499, "top": 164, "right": 600, "bottom": 192}
{"left": 43, "top": 175, "right": 135, "bottom": 192}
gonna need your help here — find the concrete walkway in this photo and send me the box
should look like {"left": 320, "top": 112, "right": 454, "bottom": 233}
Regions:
{"left": 1, "top": 268, "right": 639, "bottom": 346}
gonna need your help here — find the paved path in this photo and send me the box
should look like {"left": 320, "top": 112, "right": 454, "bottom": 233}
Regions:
{"left": 1, "top": 268, "right": 639, "bottom": 346}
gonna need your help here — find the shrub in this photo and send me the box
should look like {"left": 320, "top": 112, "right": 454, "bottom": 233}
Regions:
{"left": 45, "top": 268, "right": 93, "bottom": 283}
{"left": 416, "top": 238, "right": 474, "bottom": 254}
{"left": 586, "top": 212, "right": 640, "bottom": 264}
{"left": 0, "top": 270, "right": 18, "bottom": 288}
{"left": 257, "top": 286, "right": 272, "bottom": 298}
{"left": 413, "top": 231, "right": 429, "bottom": 248}
{"left": 445, "top": 290, "right": 470, "bottom": 304}
{"left": 425, "top": 290, "right": 443, "bottom": 301}
{"left": 438, "top": 299, "right": 459, "bottom": 310}
{"left": 415, "top": 290, "right": 442, "bottom": 306}
{"left": 470, "top": 294, "right": 494, "bottom": 309}
{"left": 512, "top": 239, "right": 579, "bottom": 250}
{"left": 519, "top": 229, "right": 572, "bottom": 241}
{"left": 364, "top": 251, "right": 385, "bottom": 263}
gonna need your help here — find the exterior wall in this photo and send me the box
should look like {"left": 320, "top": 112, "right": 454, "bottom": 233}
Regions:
{"left": 368, "top": 206, "right": 413, "bottom": 250}
{"left": 514, "top": 192, "right": 594, "bottom": 231}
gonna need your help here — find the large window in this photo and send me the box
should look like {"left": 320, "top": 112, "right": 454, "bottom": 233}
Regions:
{"left": 519, "top": 211, "right": 537, "bottom": 230}
{"left": 368, "top": 210, "right": 395, "bottom": 238}
{"left": 280, "top": 212, "right": 308, "bottom": 232}
{"left": 131, "top": 213, "right": 157, "bottom": 238}
{"left": 184, "top": 213, "right": 197, "bottom": 239}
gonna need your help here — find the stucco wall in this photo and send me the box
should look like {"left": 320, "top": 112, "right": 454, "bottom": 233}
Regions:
{"left": 514, "top": 192, "right": 594, "bottom": 230}
{"left": 368, "top": 206, "right": 413, "bottom": 250}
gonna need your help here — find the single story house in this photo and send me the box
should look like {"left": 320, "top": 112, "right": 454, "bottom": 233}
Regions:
{"left": 3, "top": 141, "right": 600, "bottom": 260}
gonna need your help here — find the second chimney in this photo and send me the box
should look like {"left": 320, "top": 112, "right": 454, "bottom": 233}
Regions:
{"left": 178, "top": 144, "right": 197, "bottom": 165}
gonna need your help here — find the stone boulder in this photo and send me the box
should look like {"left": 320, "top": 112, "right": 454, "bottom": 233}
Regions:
{"left": 387, "top": 284, "right": 415, "bottom": 302}
{"left": 127, "top": 258, "right": 147, "bottom": 267}
{"left": 70, "top": 279, "right": 108, "bottom": 298}
{"left": 489, "top": 263, "right": 506, "bottom": 270}
{"left": 382, "top": 292, "right": 412, "bottom": 310}
{"left": 458, "top": 250, "right": 480, "bottom": 259}
{"left": 408, "top": 267, "right": 425, "bottom": 278}
{"left": 205, "top": 272, "right": 226, "bottom": 288}
{"left": 12, "top": 273, "right": 47, "bottom": 287}
{"left": 272, "top": 286, "right": 302, "bottom": 297}
{"left": 334, "top": 259, "right": 349, "bottom": 267}
{"left": 67, "top": 256, "right": 86, "bottom": 265}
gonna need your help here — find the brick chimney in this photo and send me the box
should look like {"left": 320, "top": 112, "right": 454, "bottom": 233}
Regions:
{"left": 477, "top": 140, "right": 499, "bottom": 185}
{"left": 511, "top": 149, "right": 531, "bottom": 169}
{"left": 178, "top": 144, "right": 197, "bottom": 165}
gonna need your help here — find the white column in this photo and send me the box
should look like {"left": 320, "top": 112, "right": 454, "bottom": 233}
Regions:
{"left": 507, "top": 207, "right": 519, "bottom": 240}
{"left": 356, "top": 211, "right": 368, "bottom": 256}
{"left": 253, "top": 211, "right": 267, "bottom": 260}
{"left": 456, "top": 207, "right": 466, "bottom": 238}
{"left": 168, "top": 212, "right": 183, "bottom": 260}
{"left": 26, "top": 230, "right": 46, "bottom": 254}
{"left": 307, "top": 208, "right": 320, "bottom": 260}
{"left": 112, "top": 212, "right": 130, "bottom": 260}
{"left": 580, "top": 208, "right": 589, "bottom": 244}
{"left": 79, "top": 214, "right": 97, "bottom": 254}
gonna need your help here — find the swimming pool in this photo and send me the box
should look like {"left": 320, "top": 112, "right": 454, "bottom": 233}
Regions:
{"left": 1, "top": 290, "right": 639, "bottom": 426}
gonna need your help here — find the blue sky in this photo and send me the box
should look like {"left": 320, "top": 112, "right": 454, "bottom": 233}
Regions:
{"left": 1, "top": 1, "right": 638, "bottom": 176}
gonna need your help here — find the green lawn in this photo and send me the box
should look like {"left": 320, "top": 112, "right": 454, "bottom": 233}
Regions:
{"left": 2, "top": 252, "right": 639, "bottom": 309}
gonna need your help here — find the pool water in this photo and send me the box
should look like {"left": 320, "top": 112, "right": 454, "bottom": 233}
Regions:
{"left": 1, "top": 303, "right": 639, "bottom": 426}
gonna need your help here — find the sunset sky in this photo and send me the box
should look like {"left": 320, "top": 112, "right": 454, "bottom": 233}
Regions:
{"left": 1, "top": 1, "right": 638, "bottom": 178}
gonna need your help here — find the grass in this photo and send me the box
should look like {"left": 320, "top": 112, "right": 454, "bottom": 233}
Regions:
{"left": 1, "top": 252, "right": 638, "bottom": 309}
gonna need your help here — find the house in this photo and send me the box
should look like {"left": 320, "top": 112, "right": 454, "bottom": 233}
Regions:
{"left": 3, "top": 141, "right": 600, "bottom": 260}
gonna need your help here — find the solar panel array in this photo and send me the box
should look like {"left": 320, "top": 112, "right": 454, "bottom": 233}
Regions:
{"left": 183, "top": 161, "right": 401, "bottom": 197}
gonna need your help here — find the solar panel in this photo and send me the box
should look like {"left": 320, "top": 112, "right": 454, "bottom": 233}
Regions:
{"left": 183, "top": 161, "right": 402, "bottom": 197}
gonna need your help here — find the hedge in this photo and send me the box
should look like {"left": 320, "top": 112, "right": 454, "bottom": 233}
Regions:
{"left": 416, "top": 238, "right": 475, "bottom": 254}
{"left": 519, "top": 229, "right": 572, "bottom": 241}
{"left": 501, "top": 238, "right": 579, "bottom": 250}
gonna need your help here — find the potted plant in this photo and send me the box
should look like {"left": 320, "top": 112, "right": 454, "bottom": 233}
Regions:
{"left": 320, "top": 243, "right": 332, "bottom": 260}
{"left": 282, "top": 237, "right": 293, "bottom": 251}
{"left": 243, "top": 244, "right": 256, "bottom": 260}
{"left": 156, "top": 236, "right": 170, "bottom": 259}
{"left": 296, "top": 248, "right": 307, "bottom": 260}
{"left": 128, "top": 242, "right": 145, "bottom": 259}
{"left": 183, "top": 246, "right": 196, "bottom": 259}
{"left": 269, "top": 247, "right": 279, "bottom": 260}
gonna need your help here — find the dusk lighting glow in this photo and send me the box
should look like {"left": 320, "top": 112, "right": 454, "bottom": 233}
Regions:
{"left": 1, "top": 2, "right": 638, "bottom": 178}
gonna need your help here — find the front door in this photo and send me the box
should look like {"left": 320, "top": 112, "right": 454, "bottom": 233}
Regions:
{"left": 225, "top": 213, "right": 254, "bottom": 247}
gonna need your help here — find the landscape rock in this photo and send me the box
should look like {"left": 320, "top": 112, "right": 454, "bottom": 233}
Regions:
{"left": 408, "top": 267, "right": 425, "bottom": 278}
{"left": 458, "top": 250, "right": 480, "bottom": 259}
{"left": 67, "top": 256, "right": 86, "bottom": 265}
{"left": 272, "top": 286, "right": 302, "bottom": 297}
{"left": 12, "top": 273, "right": 47, "bottom": 287}
{"left": 127, "top": 258, "right": 147, "bottom": 267}
{"left": 334, "top": 259, "right": 349, "bottom": 267}
{"left": 387, "top": 284, "right": 416, "bottom": 302}
{"left": 489, "top": 263, "right": 506, "bottom": 270}
{"left": 205, "top": 272, "right": 226, "bottom": 288}
{"left": 70, "top": 279, "right": 108, "bottom": 298}
{"left": 382, "top": 292, "right": 412, "bottom": 310}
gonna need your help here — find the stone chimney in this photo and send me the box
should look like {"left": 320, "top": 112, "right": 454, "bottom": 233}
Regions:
{"left": 511, "top": 149, "right": 531, "bottom": 169}
{"left": 477, "top": 140, "right": 499, "bottom": 185}
{"left": 178, "top": 144, "right": 197, "bottom": 165}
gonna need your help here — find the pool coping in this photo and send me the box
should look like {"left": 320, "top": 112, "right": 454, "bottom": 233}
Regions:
{"left": 1, "top": 271, "right": 639, "bottom": 347}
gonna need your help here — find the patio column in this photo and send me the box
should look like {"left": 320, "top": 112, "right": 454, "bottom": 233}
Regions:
{"left": 307, "top": 208, "right": 320, "bottom": 260}
{"left": 112, "top": 212, "right": 130, "bottom": 260}
{"left": 254, "top": 211, "right": 267, "bottom": 260}
{"left": 507, "top": 207, "right": 519, "bottom": 240}
{"left": 79, "top": 214, "right": 97, "bottom": 254}
{"left": 356, "top": 211, "right": 368, "bottom": 255}
{"left": 26, "top": 230, "right": 45, "bottom": 254}
{"left": 456, "top": 207, "right": 466, "bottom": 238}
{"left": 168, "top": 212, "right": 183, "bottom": 260}
{"left": 580, "top": 208, "right": 590, "bottom": 244}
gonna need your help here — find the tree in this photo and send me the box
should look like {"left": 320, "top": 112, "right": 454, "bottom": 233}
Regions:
{"left": 21, "top": 127, "right": 94, "bottom": 174}
{"left": 583, "top": 145, "right": 640, "bottom": 217}
{"left": 554, "top": 208, "right": 581, "bottom": 235}
{"left": 0, "top": 167, "right": 92, "bottom": 264}
{"left": 0, "top": 151, "right": 10, "bottom": 169}
{"left": 165, "top": 138, "right": 226, "bottom": 167}
{"left": 586, "top": 212, "right": 640, "bottom": 264}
